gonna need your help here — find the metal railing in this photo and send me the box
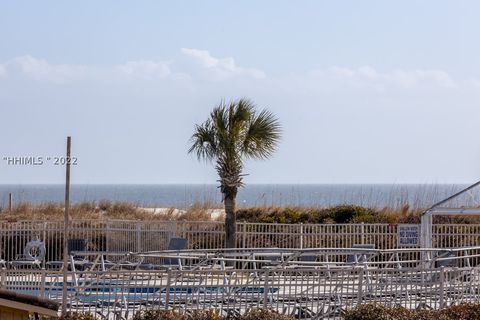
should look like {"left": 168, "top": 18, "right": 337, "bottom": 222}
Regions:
{"left": 2, "top": 220, "right": 480, "bottom": 263}
{"left": 3, "top": 246, "right": 480, "bottom": 319}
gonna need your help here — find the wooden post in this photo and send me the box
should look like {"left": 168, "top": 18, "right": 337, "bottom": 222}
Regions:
{"left": 61, "top": 136, "right": 72, "bottom": 315}
{"left": 8, "top": 193, "right": 12, "bottom": 212}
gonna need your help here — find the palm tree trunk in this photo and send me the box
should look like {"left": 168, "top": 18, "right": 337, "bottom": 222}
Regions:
{"left": 224, "top": 195, "right": 236, "bottom": 248}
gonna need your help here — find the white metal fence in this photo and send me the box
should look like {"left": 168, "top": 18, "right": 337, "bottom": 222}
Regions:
{"left": 2, "top": 263, "right": 480, "bottom": 318}
{"left": 2, "top": 245, "right": 480, "bottom": 318}
{"left": 1, "top": 220, "right": 480, "bottom": 264}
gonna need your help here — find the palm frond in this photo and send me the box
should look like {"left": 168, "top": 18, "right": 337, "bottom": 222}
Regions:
{"left": 188, "top": 120, "right": 217, "bottom": 161}
{"left": 242, "top": 109, "right": 281, "bottom": 159}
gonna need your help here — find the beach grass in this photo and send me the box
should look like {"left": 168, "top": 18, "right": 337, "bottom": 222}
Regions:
{"left": 1, "top": 200, "right": 480, "bottom": 224}
{"left": 0, "top": 200, "right": 225, "bottom": 221}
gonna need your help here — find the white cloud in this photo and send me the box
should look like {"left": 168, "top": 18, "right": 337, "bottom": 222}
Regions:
{"left": 0, "top": 54, "right": 468, "bottom": 93}
{"left": 315, "top": 65, "right": 457, "bottom": 89}
{"left": 115, "top": 60, "right": 171, "bottom": 79}
{"left": 181, "top": 48, "right": 266, "bottom": 80}
{"left": 8, "top": 55, "right": 87, "bottom": 84}
{"left": 2, "top": 56, "right": 173, "bottom": 83}
{"left": 391, "top": 69, "right": 455, "bottom": 88}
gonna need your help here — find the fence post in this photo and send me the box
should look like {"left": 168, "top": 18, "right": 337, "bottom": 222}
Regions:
{"left": 8, "top": 193, "right": 12, "bottom": 212}
{"left": 357, "top": 267, "right": 364, "bottom": 305}
{"left": 0, "top": 268, "right": 5, "bottom": 288}
{"left": 165, "top": 220, "right": 177, "bottom": 250}
{"left": 361, "top": 222, "right": 365, "bottom": 245}
{"left": 105, "top": 221, "right": 110, "bottom": 251}
{"left": 165, "top": 269, "right": 171, "bottom": 310}
{"left": 299, "top": 223, "right": 304, "bottom": 249}
{"left": 40, "top": 268, "right": 46, "bottom": 298}
{"left": 181, "top": 221, "right": 186, "bottom": 239}
{"left": 439, "top": 267, "right": 445, "bottom": 308}
{"left": 242, "top": 221, "right": 247, "bottom": 248}
{"left": 263, "top": 270, "right": 270, "bottom": 307}
{"left": 43, "top": 222, "right": 47, "bottom": 269}
{"left": 136, "top": 221, "right": 142, "bottom": 252}
{"left": 171, "top": 220, "right": 177, "bottom": 238}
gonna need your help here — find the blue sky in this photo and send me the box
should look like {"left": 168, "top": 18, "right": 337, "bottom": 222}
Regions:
{"left": 1, "top": 1, "right": 480, "bottom": 184}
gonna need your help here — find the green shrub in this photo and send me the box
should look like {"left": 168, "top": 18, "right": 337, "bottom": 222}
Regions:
{"left": 344, "top": 304, "right": 406, "bottom": 320}
{"left": 236, "top": 207, "right": 270, "bottom": 222}
{"left": 57, "top": 313, "right": 97, "bottom": 320}
{"left": 237, "top": 207, "right": 301, "bottom": 223}
{"left": 190, "top": 310, "right": 221, "bottom": 320}
{"left": 238, "top": 309, "right": 294, "bottom": 320}
{"left": 45, "top": 305, "right": 480, "bottom": 320}
{"left": 133, "top": 310, "right": 187, "bottom": 320}
{"left": 261, "top": 208, "right": 304, "bottom": 224}
{"left": 132, "top": 309, "right": 221, "bottom": 320}
{"left": 325, "top": 205, "right": 377, "bottom": 223}
{"left": 344, "top": 303, "right": 480, "bottom": 320}
{"left": 239, "top": 204, "right": 426, "bottom": 224}
{"left": 439, "top": 303, "right": 480, "bottom": 319}
{"left": 237, "top": 205, "right": 390, "bottom": 224}
{"left": 131, "top": 309, "right": 293, "bottom": 320}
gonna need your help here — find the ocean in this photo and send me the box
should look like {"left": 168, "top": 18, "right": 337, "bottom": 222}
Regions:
{"left": 0, "top": 184, "right": 472, "bottom": 209}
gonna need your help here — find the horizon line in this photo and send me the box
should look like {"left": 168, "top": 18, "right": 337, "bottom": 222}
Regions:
{"left": 0, "top": 182, "right": 474, "bottom": 186}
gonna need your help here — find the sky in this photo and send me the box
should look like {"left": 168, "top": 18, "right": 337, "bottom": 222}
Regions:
{"left": 1, "top": 1, "right": 480, "bottom": 184}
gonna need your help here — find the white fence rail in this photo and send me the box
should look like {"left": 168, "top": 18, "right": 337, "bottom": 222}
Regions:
{"left": 1, "top": 220, "right": 480, "bottom": 263}
{"left": 2, "top": 246, "right": 480, "bottom": 318}
{"left": 2, "top": 266, "right": 480, "bottom": 318}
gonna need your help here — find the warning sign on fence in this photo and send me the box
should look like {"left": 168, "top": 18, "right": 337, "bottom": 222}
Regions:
{"left": 398, "top": 224, "right": 420, "bottom": 247}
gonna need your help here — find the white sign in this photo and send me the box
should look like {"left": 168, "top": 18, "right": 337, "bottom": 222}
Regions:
{"left": 398, "top": 224, "right": 420, "bottom": 247}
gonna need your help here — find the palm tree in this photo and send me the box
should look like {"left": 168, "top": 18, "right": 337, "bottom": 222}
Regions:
{"left": 189, "top": 98, "right": 281, "bottom": 248}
